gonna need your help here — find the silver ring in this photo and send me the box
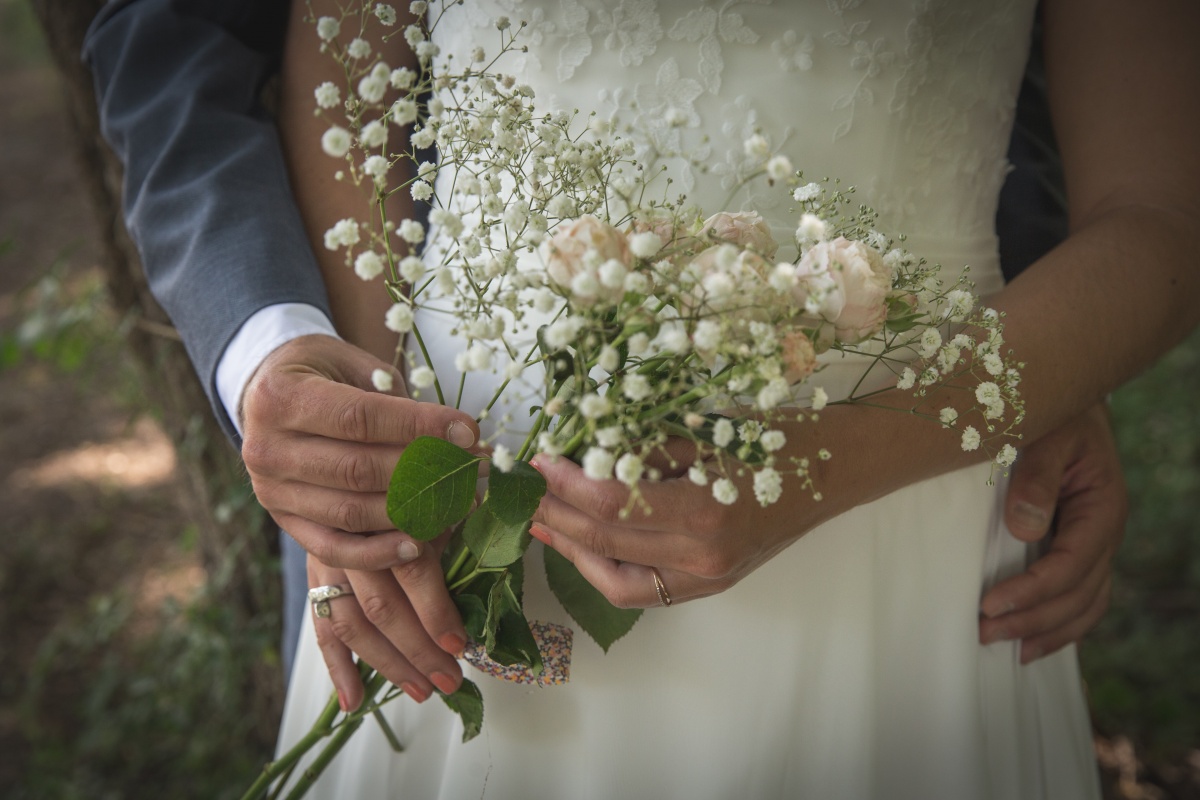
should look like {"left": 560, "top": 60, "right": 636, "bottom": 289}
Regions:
{"left": 308, "top": 584, "right": 354, "bottom": 618}
{"left": 650, "top": 567, "right": 672, "bottom": 607}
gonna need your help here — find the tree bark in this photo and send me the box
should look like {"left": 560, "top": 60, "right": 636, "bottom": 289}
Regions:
{"left": 29, "top": 0, "right": 284, "bottom": 743}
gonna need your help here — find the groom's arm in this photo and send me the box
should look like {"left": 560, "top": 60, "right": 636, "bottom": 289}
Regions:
{"left": 84, "top": 0, "right": 337, "bottom": 440}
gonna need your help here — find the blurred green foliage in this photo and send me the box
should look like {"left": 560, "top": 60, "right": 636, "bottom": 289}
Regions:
{"left": 1082, "top": 329, "right": 1200, "bottom": 761}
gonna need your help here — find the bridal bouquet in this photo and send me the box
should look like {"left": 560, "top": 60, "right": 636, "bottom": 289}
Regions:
{"left": 245, "top": 3, "right": 1023, "bottom": 796}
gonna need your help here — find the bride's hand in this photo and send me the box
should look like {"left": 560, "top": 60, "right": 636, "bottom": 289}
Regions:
{"left": 308, "top": 552, "right": 465, "bottom": 712}
{"left": 527, "top": 427, "right": 840, "bottom": 607}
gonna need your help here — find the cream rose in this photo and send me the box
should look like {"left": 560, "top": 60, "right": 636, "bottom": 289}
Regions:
{"left": 794, "top": 237, "right": 893, "bottom": 343}
{"left": 540, "top": 215, "right": 631, "bottom": 305}
{"left": 701, "top": 211, "right": 779, "bottom": 259}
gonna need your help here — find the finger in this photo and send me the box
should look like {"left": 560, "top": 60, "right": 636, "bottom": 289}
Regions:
{"left": 390, "top": 548, "right": 468, "bottom": 659}
{"left": 1018, "top": 574, "right": 1111, "bottom": 664}
{"left": 308, "top": 559, "right": 366, "bottom": 711}
{"left": 1004, "top": 431, "right": 1073, "bottom": 542}
{"left": 283, "top": 514, "right": 424, "bottom": 570}
{"left": 266, "top": 373, "right": 480, "bottom": 447}
{"left": 979, "top": 560, "right": 1106, "bottom": 646}
{"left": 532, "top": 453, "right": 712, "bottom": 532}
{"left": 347, "top": 570, "right": 463, "bottom": 695}
{"left": 533, "top": 524, "right": 717, "bottom": 608}
{"left": 264, "top": 479, "right": 393, "bottom": 533}
{"left": 534, "top": 490, "right": 693, "bottom": 569}
{"left": 641, "top": 437, "right": 699, "bottom": 477}
{"left": 243, "top": 433, "right": 403, "bottom": 493}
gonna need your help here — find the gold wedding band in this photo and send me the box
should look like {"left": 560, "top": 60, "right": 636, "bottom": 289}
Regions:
{"left": 650, "top": 567, "right": 672, "bottom": 607}
{"left": 308, "top": 583, "right": 355, "bottom": 618}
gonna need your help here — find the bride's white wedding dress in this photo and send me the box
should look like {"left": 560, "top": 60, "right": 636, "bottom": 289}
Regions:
{"left": 277, "top": 2, "right": 1101, "bottom": 797}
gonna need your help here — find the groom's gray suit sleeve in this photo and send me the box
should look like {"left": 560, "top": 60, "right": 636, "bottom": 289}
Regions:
{"left": 84, "top": 0, "right": 327, "bottom": 677}
{"left": 83, "top": 0, "right": 332, "bottom": 442}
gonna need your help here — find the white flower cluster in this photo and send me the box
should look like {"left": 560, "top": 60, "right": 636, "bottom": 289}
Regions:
{"left": 311, "top": 0, "right": 1024, "bottom": 509}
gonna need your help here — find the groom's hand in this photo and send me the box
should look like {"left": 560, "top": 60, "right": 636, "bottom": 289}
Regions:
{"left": 241, "top": 334, "right": 480, "bottom": 570}
{"left": 242, "top": 335, "right": 474, "bottom": 693}
{"left": 980, "top": 404, "right": 1127, "bottom": 662}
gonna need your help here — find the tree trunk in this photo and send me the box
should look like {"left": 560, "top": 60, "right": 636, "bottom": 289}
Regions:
{"left": 29, "top": 0, "right": 283, "bottom": 742}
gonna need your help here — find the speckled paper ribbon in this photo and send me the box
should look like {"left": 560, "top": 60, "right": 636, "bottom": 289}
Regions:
{"left": 462, "top": 621, "right": 573, "bottom": 686}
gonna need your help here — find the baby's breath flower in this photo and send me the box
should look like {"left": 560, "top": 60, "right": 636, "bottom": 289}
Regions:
{"left": 390, "top": 97, "right": 417, "bottom": 126}
{"left": 995, "top": 444, "right": 1017, "bottom": 468}
{"left": 385, "top": 302, "right": 414, "bottom": 333}
{"left": 615, "top": 453, "right": 643, "bottom": 487}
{"left": 397, "top": 219, "right": 425, "bottom": 244}
{"left": 415, "top": 41, "right": 439, "bottom": 61}
{"left": 712, "top": 418, "right": 735, "bottom": 448}
{"left": 371, "top": 368, "right": 394, "bottom": 392}
{"left": 358, "top": 74, "right": 387, "bottom": 104}
{"left": 323, "top": 218, "right": 360, "bottom": 250}
{"left": 896, "top": 367, "right": 916, "bottom": 390}
{"left": 314, "top": 81, "right": 340, "bottom": 109}
{"left": 399, "top": 255, "right": 424, "bottom": 283}
{"left": 578, "top": 394, "right": 612, "bottom": 420}
{"left": 354, "top": 250, "right": 385, "bottom": 280}
{"left": 321, "top": 125, "right": 352, "bottom": 158}
{"left": 756, "top": 377, "right": 790, "bottom": 411}
{"left": 688, "top": 465, "right": 709, "bottom": 486}
{"left": 410, "top": 180, "right": 433, "bottom": 201}
{"left": 693, "top": 320, "right": 721, "bottom": 352}
{"left": 960, "top": 426, "right": 981, "bottom": 452}
{"left": 712, "top": 478, "right": 739, "bottom": 505}
{"left": 363, "top": 154, "right": 390, "bottom": 184}
{"left": 629, "top": 231, "right": 663, "bottom": 259}
{"left": 765, "top": 154, "right": 794, "bottom": 182}
{"left": 624, "top": 374, "right": 652, "bottom": 400}
{"left": 760, "top": 430, "right": 787, "bottom": 452}
{"left": 374, "top": 3, "right": 396, "bottom": 25}
{"left": 796, "top": 213, "right": 826, "bottom": 242}
{"left": 793, "top": 182, "right": 821, "bottom": 202}
{"left": 360, "top": 120, "right": 388, "bottom": 148}
{"left": 316, "top": 16, "right": 340, "bottom": 41}
{"left": 753, "top": 467, "right": 783, "bottom": 505}
{"left": 811, "top": 386, "right": 828, "bottom": 411}
{"left": 982, "top": 353, "right": 1004, "bottom": 376}
{"left": 743, "top": 133, "right": 770, "bottom": 161}
{"left": 390, "top": 67, "right": 416, "bottom": 90}
{"left": 939, "top": 407, "right": 959, "bottom": 426}
{"left": 409, "top": 0, "right": 427, "bottom": 14}
{"left": 409, "top": 365, "right": 435, "bottom": 388}
{"left": 491, "top": 444, "right": 515, "bottom": 473}
{"left": 945, "top": 289, "right": 975, "bottom": 321}
{"left": 346, "top": 38, "right": 371, "bottom": 60}
{"left": 918, "top": 327, "right": 942, "bottom": 359}
{"left": 595, "top": 426, "right": 623, "bottom": 448}
{"left": 598, "top": 345, "right": 619, "bottom": 372}
{"left": 582, "top": 447, "right": 615, "bottom": 481}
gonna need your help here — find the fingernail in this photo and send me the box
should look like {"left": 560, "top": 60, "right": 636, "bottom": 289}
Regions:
{"left": 528, "top": 523, "right": 551, "bottom": 545}
{"left": 402, "top": 682, "right": 429, "bottom": 703}
{"left": 430, "top": 671, "right": 460, "bottom": 695}
{"left": 1012, "top": 501, "right": 1049, "bottom": 533}
{"left": 980, "top": 597, "right": 1015, "bottom": 619}
{"left": 397, "top": 540, "right": 421, "bottom": 563}
{"left": 439, "top": 633, "right": 466, "bottom": 658}
{"left": 337, "top": 689, "right": 348, "bottom": 712}
{"left": 448, "top": 421, "right": 476, "bottom": 448}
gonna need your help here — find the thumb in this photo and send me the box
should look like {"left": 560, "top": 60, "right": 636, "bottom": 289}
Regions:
{"left": 1004, "top": 430, "right": 1073, "bottom": 543}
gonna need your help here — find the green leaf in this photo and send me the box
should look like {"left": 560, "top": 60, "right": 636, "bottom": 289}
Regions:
{"left": 462, "top": 502, "right": 530, "bottom": 569}
{"left": 452, "top": 593, "right": 488, "bottom": 641}
{"left": 387, "top": 436, "right": 482, "bottom": 541}
{"left": 439, "top": 678, "right": 484, "bottom": 742}
{"left": 487, "top": 461, "right": 547, "bottom": 524}
{"left": 544, "top": 548, "right": 642, "bottom": 653}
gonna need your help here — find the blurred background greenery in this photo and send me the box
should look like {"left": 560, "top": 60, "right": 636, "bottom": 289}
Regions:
{"left": 1, "top": 0, "right": 1196, "bottom": 797}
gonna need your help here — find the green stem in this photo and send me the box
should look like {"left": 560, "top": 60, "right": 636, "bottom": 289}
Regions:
{"left": 408, "top": 321, "right": 446, "bottom": 406}
{"left": 444, "top": 544, "right": 474, "bottom": 585}
{"left": 239, "top": 694, "right": 341, "bottom": 800}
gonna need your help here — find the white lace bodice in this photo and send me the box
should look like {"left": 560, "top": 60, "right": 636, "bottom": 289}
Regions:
{"left": 433, "top": 0, "right": 1038, "bottom": 295}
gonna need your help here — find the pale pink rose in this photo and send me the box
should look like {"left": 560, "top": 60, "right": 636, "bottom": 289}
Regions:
{"left": 541, "top": 215, "right": 630, "bottom": 303}
{"left": 780, "top": 330, "right": 818, "bottom": 383}
{"left": 794, "top": 237, "right": 893, "bottom": 343}
{"left": 701, "top": 211, "right": 779, "bottom": 259}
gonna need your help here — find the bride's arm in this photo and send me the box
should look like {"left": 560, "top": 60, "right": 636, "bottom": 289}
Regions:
{"left": 530, "top": 0, "right": 1199, "bottom": 606}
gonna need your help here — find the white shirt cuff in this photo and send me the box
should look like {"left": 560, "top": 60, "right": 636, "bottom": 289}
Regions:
{"left": 215, "top": 303, "right": 339, "bottom": 437}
